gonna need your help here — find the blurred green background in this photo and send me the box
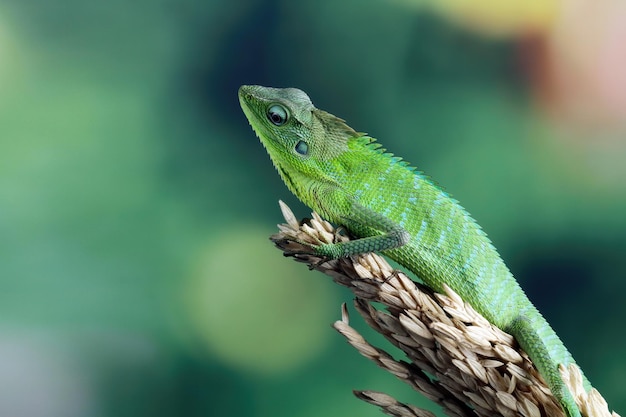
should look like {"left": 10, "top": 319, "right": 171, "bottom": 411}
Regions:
{"left": 1, "top": 0, "right": 625, "bottom": 416}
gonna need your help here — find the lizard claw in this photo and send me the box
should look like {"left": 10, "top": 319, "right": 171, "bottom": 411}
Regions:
{"left": 272, "top": 237, "right": 330, "bottom": 268}
{"left": 281, "top": 247, "right": 330, "bottom": 270}
{"left": 308, "top": 255, "right": 331, "bottom": 270}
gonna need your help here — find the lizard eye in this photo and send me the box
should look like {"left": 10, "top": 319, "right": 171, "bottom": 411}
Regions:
{"left": 267, "top": 104, "right": 288, "bottom": 126}
{"left": 295, "top": 140, "right": 308, "bottom": 155}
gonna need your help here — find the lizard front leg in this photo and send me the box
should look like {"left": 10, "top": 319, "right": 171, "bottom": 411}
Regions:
{"left": 314, "top": 201, "right": 410, "bottom": 260}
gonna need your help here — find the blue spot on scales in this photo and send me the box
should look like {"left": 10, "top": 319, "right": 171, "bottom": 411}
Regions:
{"left": 416, "top": 219, "right": 428, "bottom": 241}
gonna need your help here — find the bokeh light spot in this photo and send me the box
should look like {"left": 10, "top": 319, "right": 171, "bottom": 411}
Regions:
{"left": 184, "top": 226, "right": 337, "bottom": 375}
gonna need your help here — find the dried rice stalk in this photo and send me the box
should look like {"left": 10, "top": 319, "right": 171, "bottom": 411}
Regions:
{"left": 271, "top": 201, "right": 619, "bottom": 417}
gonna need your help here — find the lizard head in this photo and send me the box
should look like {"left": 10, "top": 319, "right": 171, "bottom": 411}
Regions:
{"left": 238, "top": 85, "right": 360, "bottom": 203}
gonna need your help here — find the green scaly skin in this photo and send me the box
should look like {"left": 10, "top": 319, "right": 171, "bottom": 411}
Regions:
{"left": 239, "top": 85, "right": 590, "bottom": 417}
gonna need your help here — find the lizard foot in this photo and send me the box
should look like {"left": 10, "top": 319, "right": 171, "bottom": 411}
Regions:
{"left": 270, "top": 237, "right": 330, "bottom": 269}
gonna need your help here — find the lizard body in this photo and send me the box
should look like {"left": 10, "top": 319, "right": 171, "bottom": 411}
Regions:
{"left": 238, "top": 85, "right": 590, "bottom": 417}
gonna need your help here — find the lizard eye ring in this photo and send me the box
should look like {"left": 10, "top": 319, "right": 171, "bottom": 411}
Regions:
{"left": 267, "top": 104, "right": 288, "bottom": 126}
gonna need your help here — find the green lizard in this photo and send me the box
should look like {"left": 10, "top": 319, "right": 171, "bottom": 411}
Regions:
{"left": 238, "top": 84, "right": 590, "bottom": 417}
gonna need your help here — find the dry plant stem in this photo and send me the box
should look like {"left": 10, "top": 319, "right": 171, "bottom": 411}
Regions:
{"left": 271, "top": 201, "right": 619, "bottom": 417}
